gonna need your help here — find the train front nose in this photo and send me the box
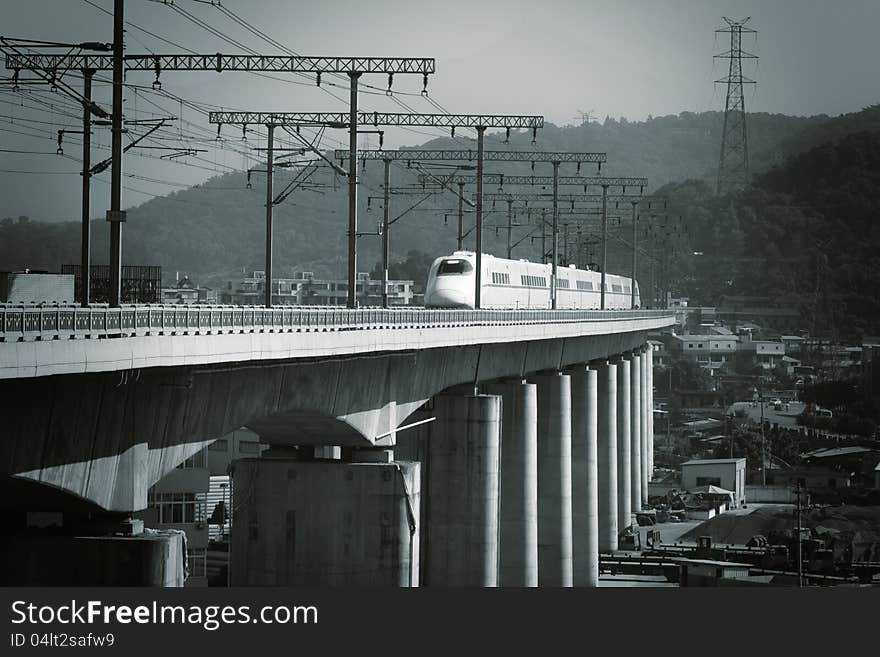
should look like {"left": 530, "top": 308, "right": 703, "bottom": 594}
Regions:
{"left": 426, "top": 285, "right": 473, "bottom": 308}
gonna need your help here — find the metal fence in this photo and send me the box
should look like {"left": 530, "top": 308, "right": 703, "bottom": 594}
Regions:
{"left": 0, "top": 303, "right": 672, "bottom": 342}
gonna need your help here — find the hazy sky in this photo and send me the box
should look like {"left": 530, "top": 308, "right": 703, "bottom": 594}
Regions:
{"left": 2, "top": 0, "right": 880, "bottom": 220}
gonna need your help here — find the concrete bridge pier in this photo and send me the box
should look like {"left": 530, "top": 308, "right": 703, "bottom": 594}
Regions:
{"left": 529, "top": 371, "right": 573, "bottom": 587}
{"left": 616, "top": 355, "right": 632, "bottom": 534}
{"left": 647, "top": 344, "right": 655, "bottom": 483}
{"left": 569, "top": 364, "right": 599, "bottom": 587}
{"left": 423, "top": 392, "right": 501, "bottom": 587}
{"left": 631, "top": 348, "right": 643, "bottom": 513}
{"left": 230, "top": 451, "right": 420, "bottom": 587}
{"left": 596, "top": 359, "right": 618, "bottom": 553}
{"left": 639, "top": 348, "right": 650, "bottom": 505}
{"left": 484, "top": 379, "right": 538, "bottom": 587}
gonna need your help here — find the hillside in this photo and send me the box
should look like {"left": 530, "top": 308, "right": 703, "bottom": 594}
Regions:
{"left": 0, "top": 107, "right": 876, "bottom": 293}
{"left": 663, "top": 127, "right": 880, "bottom": 338}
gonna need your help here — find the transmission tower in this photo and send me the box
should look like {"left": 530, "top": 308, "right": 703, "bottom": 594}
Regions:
{"left": 715, "top": 17, "right": 757, "bottom": 195}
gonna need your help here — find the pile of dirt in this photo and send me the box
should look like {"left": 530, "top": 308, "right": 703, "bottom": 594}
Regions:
{"left": 681, "top": 505, "right": 880, "bottom": 557}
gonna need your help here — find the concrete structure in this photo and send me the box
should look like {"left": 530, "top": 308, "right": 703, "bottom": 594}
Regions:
{"left": 138, "top": 446, "right": 210, "bottom": 586}
{"left": 222, "top": 270, "right": 415, "bottom": 306}
{"left": 569, "top": 365, "right": 598, "bottom": 586}
{"left": 423, "top": 393, "right": 500, "bottom": 587}
{"left": 647, "top": 344, "right": 655, "bottom": 481}
{"left": 616, "top": 356, "right": 632, "bottom": 531}
{"left": 231, "top": 457, "right": 420, "bottom": 586}
{"left": 639, "top": 349, "right": 649, "bottom": 504}
{"left": 0, "top": 305, "right": 670, "bottom": 586}
{"left": 630, "top": 348, "right": 642, "bottom": 513}
{"left": 531, "top": 371, "right": 573, "bottom": 587}
{"left": 681, "top": 458, "right": 746, "bottom": 508}
{"left": 3, "top": 531, "right": 186, "bottom": 586}
{"left": 596, "top": 359, "right": 618, "bottom": 552}
{"left": 485, "top": 379, "right": 538, "bottom": 587}
{"left": 0, "top": 271, "right": 75, "bottom": 303}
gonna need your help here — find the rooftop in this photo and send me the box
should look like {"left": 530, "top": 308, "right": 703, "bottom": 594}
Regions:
{"left": 802, "top": 446, "right": 874, "bottom": 459}
{"left": 682, "top": 458, "right": 746, "bottom": 466}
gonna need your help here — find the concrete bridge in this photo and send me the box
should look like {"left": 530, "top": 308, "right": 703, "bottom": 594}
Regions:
{"left": 0, "top": 303, "right": 673, "bottom": 586}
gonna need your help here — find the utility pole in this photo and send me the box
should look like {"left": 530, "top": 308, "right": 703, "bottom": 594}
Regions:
{"left": 475, "top": 126, "right": 485, "bottom": 309}
{"left": 107, "top": 0, "right": 125, "bottom": 307}
{"left": 600, "top": 184, "right": 609, "bottom": 310}
{"left": 795, "top": 482, "right": 804, "bottom": 587}
{"left": 263, "top": 124, "right": 275, "bottom": 307}
{"left": 715, "top": 17, "right": 757, "bottom": 195}
{"left": 347, "top": 73, "right": 361, "bottom": 308}
{"left": 760, "top": 388, "right": 766, "bottom": 486}
{"left": 551, "top": 161, "right": 559, "bottom": 309}
{"left": 80, "top": 68, "right": 95, "bottom": 307}
{"left": 630, "top": 200, "right": 638, "bottom": 309}
{"left": 506, "top": 199, "right": 514, "bottom": 259}
{"left": 541, "top": 210, "right": 547, "bottom": 263}
{"left": 382, "top": 157, "right": 391, "bottom": 308}
{"left": 457, "top": 181, "right": 465, "bottom": 250}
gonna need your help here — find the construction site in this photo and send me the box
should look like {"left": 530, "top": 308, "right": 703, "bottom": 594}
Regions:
{"left": 600, "top": 489, "right": 880, "bottom": 587}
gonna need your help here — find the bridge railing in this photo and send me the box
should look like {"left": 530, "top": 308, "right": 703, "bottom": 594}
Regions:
{"left": 0, "top": 303, "right": 672, "bottom": 342}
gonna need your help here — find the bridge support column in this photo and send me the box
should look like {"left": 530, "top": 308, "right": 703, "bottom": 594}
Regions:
{"left": 424, "top": 393, "right": 501, "bottom": 587}
{"left": 230, "top": 457, "right": 420, "bottom": 586}
{"left": 639, "top": 348, "right": 649, "bottom": 505}
{"left": 569, "top": 364, "right": 599, "bottom": 587}
{"left": 616, "top": 355, "right": 632, "bottom": 534}
{"left": 631, "top": 348, "right": 643, "bottom": 513}
{"left": 484, "top": 379, "right": 538, "bottom": 587}
{"left": 646, "top": 344, "right": 655, "bottom": 485}
{"left": 595, "top": 359, "right": 618, "bottom": 553}
{"left": 529, "top": 371, "right": 573, "bottom": 587}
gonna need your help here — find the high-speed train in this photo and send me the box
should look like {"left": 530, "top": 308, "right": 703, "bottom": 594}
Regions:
{"left": 425, "top": 251, "right": 640, "bottom": 310}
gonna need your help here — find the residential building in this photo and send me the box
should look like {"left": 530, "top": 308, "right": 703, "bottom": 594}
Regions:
{"left": 739, "top": 334, "right": 786, "bottom": 370}
{"left": 137, "top": 448, "right": 210, "bottom": 586}
{"left": 207, "top": 427, "right": 269, "bottom": 543}
{"left": 765, "top": 468, "right": 853, "bottom": 490}
{"left": 681, "top": 457, "right": 747, "bottom": 508}
{"left": 664, "top": 332, "right": 740, "bottom": 373}
{"left": 208, "top": 427, "right": 268, "bottom": 475}
{"left": 648, "top": 339, "right": 667, "bottom": 369}
{"left": 160, "top": 276, "right": 217, "bottom": 304}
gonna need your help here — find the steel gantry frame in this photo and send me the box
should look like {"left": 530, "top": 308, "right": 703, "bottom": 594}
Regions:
{"left": 6, "top": 49, "right": 436, "bottom": 307}
{"left": 210, "top": 114, "right": 544, "bottom": 309}
{"left": 333, "top": 149, "right": 606, "bottom": 165}
{"left": 4, "top": 53, "right": 436, "bottom": 76}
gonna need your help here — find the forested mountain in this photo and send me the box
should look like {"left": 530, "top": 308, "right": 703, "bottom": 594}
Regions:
{"left": 2, "top": 106, "right": 879, "bottom": 312}
{"left": 663, "top": 127, "right": 880, "bottom": 338}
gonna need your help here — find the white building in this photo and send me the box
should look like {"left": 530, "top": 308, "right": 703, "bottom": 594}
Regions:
{"left": 681, "top": 457, "right": 747, "bottom": 508}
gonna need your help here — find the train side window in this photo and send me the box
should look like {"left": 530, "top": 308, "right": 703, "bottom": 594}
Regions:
{"left": 438, "top": 259, "right": 473, "bottom": 275}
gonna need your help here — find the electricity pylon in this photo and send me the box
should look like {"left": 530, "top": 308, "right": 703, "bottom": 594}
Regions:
{"left": 715, "top": 17, "right": 757, "bottom": 196}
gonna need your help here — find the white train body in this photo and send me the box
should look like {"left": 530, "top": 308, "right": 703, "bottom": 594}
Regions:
{"left": 424, "top": 251, "right": 640, "bottom": 310}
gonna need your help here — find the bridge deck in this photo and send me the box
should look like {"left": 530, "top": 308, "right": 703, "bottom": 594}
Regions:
{"left": 0, "top": 304, "right": 673, "bottom": 379}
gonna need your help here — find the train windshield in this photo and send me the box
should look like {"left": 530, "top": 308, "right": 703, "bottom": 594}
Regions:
{"left": 437, "top": 259, "right": 473, "bottom": 275}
